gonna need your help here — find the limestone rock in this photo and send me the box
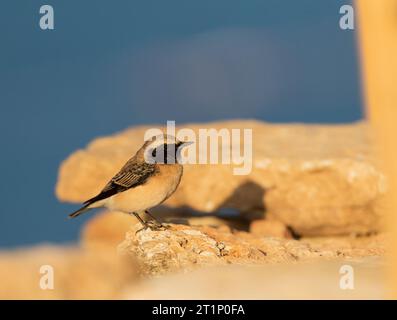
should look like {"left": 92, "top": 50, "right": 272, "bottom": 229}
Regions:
{"left": 0, "top": 226, "right": 387, "bottom": 299}
{"left": 56, "top": 120, "right": 386, "bottom": 236}
{"left": 118, "top": 223, "right": 386, "bottom": 276}
{"left": 0, "top": 246, "right": 138, "bottom": 299}
{"left": 122, "top": 258, "right": 385, "bottom": 299}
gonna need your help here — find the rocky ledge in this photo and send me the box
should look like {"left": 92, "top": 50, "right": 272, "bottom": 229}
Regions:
{"left": 118, "top": 222, "right": 387, "bottom": 276}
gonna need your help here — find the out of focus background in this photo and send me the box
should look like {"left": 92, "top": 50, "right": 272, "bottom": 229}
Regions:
{"left": 0, "top": 0, "right": 360, "bottom": 247}
{"left": 2, "top": 0, "right": 395, "bottom": 300}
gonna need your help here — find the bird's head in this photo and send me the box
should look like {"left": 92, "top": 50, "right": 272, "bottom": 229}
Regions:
{"left": 139, "top": 134, "right": 193, "bottom": 164}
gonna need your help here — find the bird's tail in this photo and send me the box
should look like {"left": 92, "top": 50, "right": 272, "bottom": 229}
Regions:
{"left": 68, "top": 203, "right": 91, "bottom": 219}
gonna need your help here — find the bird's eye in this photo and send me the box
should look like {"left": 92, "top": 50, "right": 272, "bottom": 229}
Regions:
{"left": 151, "top": 148, "right": 157, "bottom": 157}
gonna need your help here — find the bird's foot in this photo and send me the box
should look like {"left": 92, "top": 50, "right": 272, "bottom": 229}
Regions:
{"left": 135, "top": 220, "right": 170, "bottom": 234}
{"left": 146, "top": 220, "right": 169, "bottom": 230}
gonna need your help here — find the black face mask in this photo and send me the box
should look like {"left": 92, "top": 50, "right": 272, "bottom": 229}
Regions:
{"left": 150, "top": 143, "right": 179, "bottom": 164}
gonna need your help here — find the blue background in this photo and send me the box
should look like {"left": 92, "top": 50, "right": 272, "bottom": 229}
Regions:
{"left": 0, "top": 0, "right": 361, "bottom": 247}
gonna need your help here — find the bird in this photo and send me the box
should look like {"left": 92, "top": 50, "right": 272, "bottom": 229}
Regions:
{"left": 68, "top": 134, "right": 193, "bottom": 231}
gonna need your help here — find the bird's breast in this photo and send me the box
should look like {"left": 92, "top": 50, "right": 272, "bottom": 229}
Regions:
{"left": 105, "top": 164, "right": 183, "bottom": 213}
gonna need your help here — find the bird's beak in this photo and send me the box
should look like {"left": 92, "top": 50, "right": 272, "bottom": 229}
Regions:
{"left": 180, "top": 141, "right": 194, "bottom": 148}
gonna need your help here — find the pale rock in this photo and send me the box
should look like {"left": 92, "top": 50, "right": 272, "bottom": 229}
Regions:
{"left": 0, "top": 246, "right": 138, "bottom": 299}
{"left": 0, "top": 226, "right": 387, "bottom": 299}
{"left": 121, "top": 258, "right": 385, "bottom": 299}
{"left": 118, "top": 223, "right": 386, "bottom": 276}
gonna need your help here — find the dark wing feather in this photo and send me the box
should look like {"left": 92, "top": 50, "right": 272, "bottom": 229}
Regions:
{"left": 83, "top": 160, "right": 156, "bottom": 205}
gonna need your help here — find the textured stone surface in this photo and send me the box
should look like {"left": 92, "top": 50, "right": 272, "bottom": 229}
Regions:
{"left": 0, "top": 224, "right": 387, "bottom": 299}
{"left": 118, "top": 223, "right": 387, "bottom": 276}
{"left": 56, "top": 120, "right": 386, "bottom": 236}
{"left": 122, "top": 258, "right": 385, "bottom": 299}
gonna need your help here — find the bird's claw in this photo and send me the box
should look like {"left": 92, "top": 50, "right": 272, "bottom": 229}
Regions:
{"left": 135, "top": 221, "right": 170, "bottom": 234}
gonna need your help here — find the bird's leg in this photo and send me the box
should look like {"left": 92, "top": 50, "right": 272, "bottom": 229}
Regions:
{"left": 145, "top": 210, "right": 162, "bottom": 225}
{"left": 131, "top": 212, "right": 147, "bottom": 228}
{"left": 131, "top": 212, "right": 168, "bottom": 234}
{"left": 145, "top": 210, "right": 170, "bottom": 229}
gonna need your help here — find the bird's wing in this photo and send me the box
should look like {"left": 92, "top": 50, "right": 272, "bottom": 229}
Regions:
{"left": 106, "top": 161, "right": 156, "bottom": 190}
{"left": 83, "top": 160, "right": 156, "bottom": 205}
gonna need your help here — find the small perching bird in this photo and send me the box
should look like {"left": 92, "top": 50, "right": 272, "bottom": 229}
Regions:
{"left": 68, "top": 134, "right": 193, "bottom": 231}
